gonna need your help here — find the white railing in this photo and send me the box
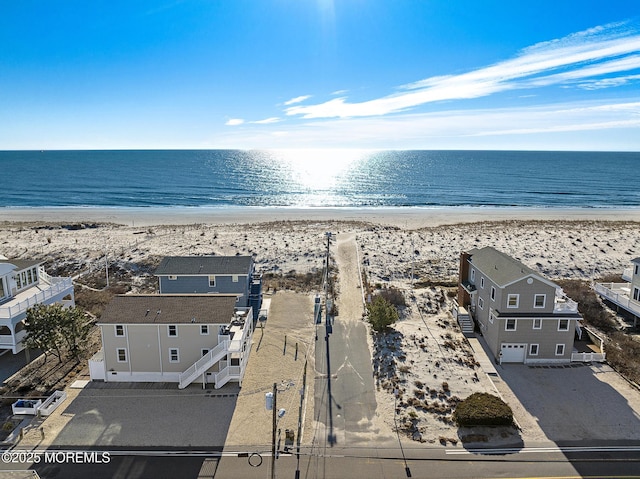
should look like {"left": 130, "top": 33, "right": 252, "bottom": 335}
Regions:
{"left": 553, "top": 297, "right": 579, "bottom": 313}
{"left": 622, "top": 267, "right": 633, "bottom": 282}
{"left": 571, "top": 352, "right": 606, "bottom": 363}
{"left": 215, "top": 365, "right": 243, "bottom": 389}
{"left": 0, "top": 277, "right": 73, "bottom": 319}
{"left": 594, "top": 282, "right": 640, "bottom": 316}
{"left": 178, "top": 339, "right": 229, "bottom": 389}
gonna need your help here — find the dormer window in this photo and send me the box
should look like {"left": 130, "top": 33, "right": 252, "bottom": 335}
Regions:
{"left": 209, "top": 276, "right": 216, "bottom": 287}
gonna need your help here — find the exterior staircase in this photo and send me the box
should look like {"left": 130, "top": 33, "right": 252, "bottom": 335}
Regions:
{"left": 457, "top": 314, "right": 474, "bottom": 335}
{"left": 178, "top": 339, "right": 229, "bottom": 389}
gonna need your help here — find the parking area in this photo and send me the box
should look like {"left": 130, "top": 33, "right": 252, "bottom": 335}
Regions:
{"left": 493, "top": 362, "right": 640, "bottom": 443}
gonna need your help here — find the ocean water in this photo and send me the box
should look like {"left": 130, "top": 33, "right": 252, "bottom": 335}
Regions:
{"left": 0, "top": 149, "right": 638, "bottom": 208}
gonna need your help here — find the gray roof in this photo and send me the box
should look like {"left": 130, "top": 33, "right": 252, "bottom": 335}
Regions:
{"left": 631, "top": 257, "right": 640, "bottom": 265}
{"left": 0, "top": 259, "right": 42, "bottom": 271}
{"left": 154, "top": 256, "right": 253, "bottom": 276}
{"left": 466, "top": 246, "right": 539, "bottom": 287}
{"left": 98, "top": 295, "right": 239, "bottom": 324}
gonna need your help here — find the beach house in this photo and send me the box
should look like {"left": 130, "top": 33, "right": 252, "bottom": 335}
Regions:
{"left": 88, "top": 295, "right": 253, "bottom": 388}
{"left": 455, "top": 246, "right": 583, "bottom": 364}
{"left": 594, "top": 257, "right": 640, "bottom": 327}
{"left": 154, "top": 255, "right": 262, "bottom": 320}
{"left": 0, "top": 258, "right": 75, "bottom": 354}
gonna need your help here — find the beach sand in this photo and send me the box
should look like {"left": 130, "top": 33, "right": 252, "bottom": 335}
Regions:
{"left": 2, "top": 207, "right": 639, "bottom": 446}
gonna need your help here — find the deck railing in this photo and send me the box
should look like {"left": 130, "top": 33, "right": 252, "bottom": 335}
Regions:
{"left": 594, "top": 282, "right": 640, "bottom": 316}
{"left": 0, "top": 277, "right": 73, "bottom": 319}
{"left": 571, "top": 352, "right": 606, "bottom": 363}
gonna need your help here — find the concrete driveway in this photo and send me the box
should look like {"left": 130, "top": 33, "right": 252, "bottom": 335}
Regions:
{"left": 494, "top": 362, "right": 640, "bottom": 444}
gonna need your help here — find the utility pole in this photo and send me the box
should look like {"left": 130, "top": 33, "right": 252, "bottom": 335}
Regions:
{"left": 105, "top": 251, "right": 109, "bottom": 288}
{"left": 271, "top": 382, "right": 277, "bottom": 479}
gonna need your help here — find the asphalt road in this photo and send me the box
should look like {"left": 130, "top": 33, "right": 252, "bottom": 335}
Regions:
{"left": 2, "top": 445, "right": 639, "bottom": 479}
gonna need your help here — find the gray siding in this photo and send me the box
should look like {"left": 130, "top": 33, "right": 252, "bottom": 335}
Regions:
{"left": 101, "top": 323, "right": 223, "bottom": 374}
{"left": 159, "top": 274, "right": 250, "bottom": 305}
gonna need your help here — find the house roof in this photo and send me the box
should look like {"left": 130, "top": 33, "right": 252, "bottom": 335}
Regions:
{"left": 98, "top": 295, "right": 240, "bottom": 324}
{"left": 631, "top": 257, "right": 640, "bottom": 265}
{"left": 0, "top": 259, "right": 42, "bottom": 271}
{"left": 154, "top": 256, "right": 253, "bottom": 276}
{"left": 466, "top": 246, "right": 540, "bottom": 287}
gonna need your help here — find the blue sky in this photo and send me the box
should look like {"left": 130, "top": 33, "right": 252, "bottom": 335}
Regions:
{"left": 1, "top": 0, "right": 640, "bottom": 150}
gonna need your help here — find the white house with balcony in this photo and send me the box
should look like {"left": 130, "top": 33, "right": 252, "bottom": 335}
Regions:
{"left": 0, "top": 258, "right": 75, "bottom": 354}
{"left": 594, "top": 257, "right": 640, "bottom": 328}
{"left": 454, "top": 247, "right": 600, "bottom": 364}
{"left": 88, "top": 295, "right": 254, "bottom": 389}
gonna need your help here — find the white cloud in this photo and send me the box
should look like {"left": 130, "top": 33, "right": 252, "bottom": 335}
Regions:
{"left": 225, "top": 118, "right": 245, "bottom": 126}
{"left": 215, "top": 99, "right": 640, "bottom": 150}
{"left": 285, "top": 21, "right": 640, "bottom": 119}
{"left": 251, "top": 117, "right": 282, "bottom": 124}
{"left": 284, "top": 95, "right": 312, "bottom": 106}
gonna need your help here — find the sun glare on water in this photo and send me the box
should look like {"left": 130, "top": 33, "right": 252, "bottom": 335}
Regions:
{"left": 271, "top": 149, "right": 371, "bottom": 191}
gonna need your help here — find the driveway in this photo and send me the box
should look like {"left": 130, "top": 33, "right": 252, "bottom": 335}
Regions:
{"left": 19, "top": 383, "right": 240, "bottom": 449}
{"left": 494, "top": 362, "right": 640, "bottom": 444}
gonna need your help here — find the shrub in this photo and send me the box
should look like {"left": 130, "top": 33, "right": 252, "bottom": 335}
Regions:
{"left": 453, "top": 393, "right": 513, "bottom": 426}
{"left": 367, "top": 295, "right": 399, "bottom": 332}
{"left": 379, "top": 287, "right": 406, "bottom": 307}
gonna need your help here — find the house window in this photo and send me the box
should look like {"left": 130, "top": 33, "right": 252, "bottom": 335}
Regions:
{"left": 555, "top": 344, "right": 565, "bottom": 356}
{"left": 507, "top": 294, "right": 519, "bottom": 308}
{"left": 200, "top": 324, "right": 209, "bottom": 335}
{"left": 115, "top": 325, "right": 125, "bottom": 337}
{"left": 505, "top": 319, "right": 517, "bottom": 331}
{"left": 232, "top": 275, "right": 239, "bottom": 283}
{"left": 32, "top": 267, "right": 38, "bottom": 282}
{"left": 168, "top": 275, "right": 177, "bottom": 280}
{"left": 558, "top": 319, "right": 569, "bottom": 331}
{"left": 634, "top": 287, "right": 640, "bottom": 302}
{"left": 533, "top": 318, "right": 542, "bottom": 330}
{"left": 491, "top": 286, "right": 496, "bottom": 301}
{"left": 15, "top": 275, "right": 22, "bottom": 289}
{"left": 529, "top": 344, "right": 539, "bottom": 356}
{"left": 480, "top": 277, "right": 485, "bottom": 289}
{"left": 169, "top": 348, "right": 180, "bottom": 363}
{"left": 635, "top": 264, "right": 639, "bottom": 275}
{"left": 489, "top": 310, "right": 496, "bottom": 324}
{"left": 168, "top": 325, "right": 178, "bottom": 337}
{"left": 478, "top": 297, "right": 484, "bottom": 310}
{"left": 534, "top": 294, "right": 546, "bottom": 308}
{"left": 117, "top": 348, "right": 127, "bottom": 362}
{"left": 0, "top": 278, "right": 5, "bottom": 299}
{"left": 21, "top": 272, "right": 27, "bottom": 287}
{"left": 209, "top": 276, "right": 216, "bottom": 287}
{"left": 27, "top": 269, "right": 33, "bottom": 284}
{"left": 470, "top": 269, "right": 475, "bottom": 282}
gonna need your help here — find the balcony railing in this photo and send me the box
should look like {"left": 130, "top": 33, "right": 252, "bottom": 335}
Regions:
{"left": 553, "top": 297, "right": 579, "bottom": 313}
{"left": 0, "top": 277, "right": 73, "bottom": 320}
{"left": 594, "top": 282, "right": 640, "bottom": 316}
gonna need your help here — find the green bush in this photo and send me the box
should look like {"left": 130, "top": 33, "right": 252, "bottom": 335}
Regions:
{"left": 367, "top": 295, "right": 399, "bottom": 332}
{"left": 453, "top": 393, "right": 513, "bottom": 426}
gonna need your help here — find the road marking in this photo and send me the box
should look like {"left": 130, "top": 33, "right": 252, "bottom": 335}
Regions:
{"left": 446, "top": 445, "right": 640, "bottom": 455}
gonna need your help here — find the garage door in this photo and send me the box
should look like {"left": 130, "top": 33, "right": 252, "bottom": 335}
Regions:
{"left": 500, "top": 343, "right": 526, "bottom": 363}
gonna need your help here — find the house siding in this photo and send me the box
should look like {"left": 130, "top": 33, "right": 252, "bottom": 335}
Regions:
{"left": 159, "top": 275, "right": 249, "bottom": 305}
{"left": 101, "top": 323, "right": 223, "bottom": 376}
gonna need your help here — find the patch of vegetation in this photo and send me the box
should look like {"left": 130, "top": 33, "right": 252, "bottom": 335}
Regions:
{"left": 377, "top": 286, "right": 406, "bottom": 307}
{"left": 262, "top": 270, "right": 324, "bottom": 293}
{"left": 414, "top": 278, "right": 458, "bottom": 289}
{"left": 605, "top": 332, "right": 640, "bottom": 385}
{"left": 453, "top": 393, "right": 513, "bottom": 427}
{"left": 367, "top": 295, "right": 399, "bottom": 332}
{"left": 75, "top": 284, "right": 129, "bottom": 317}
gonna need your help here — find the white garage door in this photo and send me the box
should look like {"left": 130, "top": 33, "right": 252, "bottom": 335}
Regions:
{"left": 500, "top": 343, "right": 526, "bottom": 363}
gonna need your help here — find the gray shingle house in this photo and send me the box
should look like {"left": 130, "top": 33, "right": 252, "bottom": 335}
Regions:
{"left": 456, "top": 246, "right": 583, "bottom": 364}
{"left": 0, "top": 258, "right": 75, "bottom": 354}
{"left": 88, "top": 295, "right": 253, "bottom": 388}
{"left": 154, "top": 256, "right": 262, "bottom": 319}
